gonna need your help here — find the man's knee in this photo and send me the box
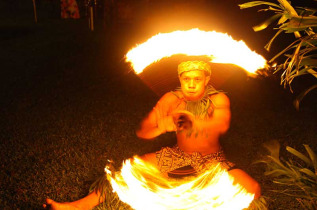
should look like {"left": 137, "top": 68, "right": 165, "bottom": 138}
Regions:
{"left": 139, "top": 153, "right": 158, "bottom": 166}
{"left": 228, "top": 169, "right": 261, "bottom": 198}
{"left": 252, "top": 181, "right": 261, "bottom": 199}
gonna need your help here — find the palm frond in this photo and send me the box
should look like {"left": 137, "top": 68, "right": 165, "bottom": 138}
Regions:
{"left": 240, "top": 0, "right": 317, "bottom": 105}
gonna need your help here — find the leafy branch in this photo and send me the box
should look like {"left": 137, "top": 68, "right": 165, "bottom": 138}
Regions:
{"left": 239, "top": 0, "right": 317, "bottom": 109}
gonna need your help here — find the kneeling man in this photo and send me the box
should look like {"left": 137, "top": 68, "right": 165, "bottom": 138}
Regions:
{"left": 45, "top": 61, "right": 260, "bottom": 209}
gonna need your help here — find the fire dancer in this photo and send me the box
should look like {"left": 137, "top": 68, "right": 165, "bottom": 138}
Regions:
{"left": 136, "top": 60, "right": 261, "bottom": 194}
{"left": 45, "top": 60, "right": 261, "bottom": 209}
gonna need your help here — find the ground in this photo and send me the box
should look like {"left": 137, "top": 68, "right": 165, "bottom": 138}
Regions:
{"left": 0, "top": 17, "right": 316, "bottom": 209}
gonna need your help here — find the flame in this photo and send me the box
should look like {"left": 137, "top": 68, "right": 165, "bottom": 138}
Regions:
{"left": 105, "top": 156, "right": 254, "bottom": 210}
{"left": 125, "top": 29, "right": 267, "bottom": 75}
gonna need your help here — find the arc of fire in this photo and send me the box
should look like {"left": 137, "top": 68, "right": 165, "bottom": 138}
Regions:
{"left": 125, "top": 29, "right": 267, "bottom": 75}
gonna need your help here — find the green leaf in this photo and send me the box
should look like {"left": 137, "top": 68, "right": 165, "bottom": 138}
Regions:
{"left": 304, "top": 144, "right": 317, "bottom": 172}
{"left": 264, "top": 169, "right": 289, "bottom": 176}
{"left": 278, "top": 14, "right": 288, "bottom": 25}
{"left": 285, "top": 161, "right": 301, "bottom": 177}
{"left": 296, "top": 7, "right": 317, "bottom": 16}
{"left": 294, "top": 84, "right": 317, "bottom": 110}
{"left": 299, "top": 58, "right": 317, "bottom": 67}
{"left": 286, "top": 146, "right": 313, "bottom": 166}
{"left": 299, "top": 168, "right": 317, "bottom": 179}
{"left": 285, "top": 41, "right": 302, "bottom": 72}
{"left": 291, "top": 15, "right": 317, "bottom": 25}
{"left": 253, "top": 13, "right": 283, "bottom": 31}
{"left": 267, "top": 155, "right": 292, "bottom": 172}
{"left": 289, "top": 67, "right": 310, "bottom": 77}
{"left": 301, "top": 39, "right": 317, "bottom": 48}
{"left": 265, "top": 29, "right": 284, "bottom": 51}
{"left": 239, "top": 1, "right": 281, "bottom": 9}
{"left": 279, "top": 22, "right": 308, "bottom": 32}
{"left": 277, "top": 0, "right": 299, "bottom": 16}
{"left": 273, "top": 179, "right": 296, "bottom": 186}
{"left": 307, "top": 69, "right": 317, "bottom": 79}
{"left": 281, "top": 24, "right": 316, "bottom": 33}
{"left": 266, "top": 6, "right": 283, "bottom": 13}
{"left": 269, "top": 39, "right": 301, "bottom": 63}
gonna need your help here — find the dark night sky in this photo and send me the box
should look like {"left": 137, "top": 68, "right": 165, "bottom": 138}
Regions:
{"left": 0, "top": 0, "right": 315, "bottom": 59}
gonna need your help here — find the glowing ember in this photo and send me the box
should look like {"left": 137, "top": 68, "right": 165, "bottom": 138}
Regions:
{"left": 105, "top": 157, "right": 254, "bottom": 210}
{"left": 125, "top": 29, "right": 267, "bottom": 75}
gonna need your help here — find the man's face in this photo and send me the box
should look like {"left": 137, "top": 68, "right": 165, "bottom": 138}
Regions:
{"left": 179, "top": 70, "right": 210, "bottom": 101}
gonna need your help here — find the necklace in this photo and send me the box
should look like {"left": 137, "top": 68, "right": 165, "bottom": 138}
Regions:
{"left": 172, "top": 85, "right": 220, "bottom": 119}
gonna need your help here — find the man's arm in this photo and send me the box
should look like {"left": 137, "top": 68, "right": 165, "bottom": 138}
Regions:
{"left": 194, "top": 92, "right": 231, "bottom": 134}
{"left": 136, "top": 93, "right": 177, "bottom": 140}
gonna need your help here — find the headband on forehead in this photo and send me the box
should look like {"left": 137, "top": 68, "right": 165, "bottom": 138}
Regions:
{"left": 178, "top": 61, "right": 211, "bottom": 76}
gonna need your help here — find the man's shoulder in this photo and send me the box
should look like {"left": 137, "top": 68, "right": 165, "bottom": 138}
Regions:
{"left": 209, "top": 92, "right": 230, "bottom": 108}
{"left": 159, "top": 91, "right": 182, "bottom": 102}
{"left": 156, "top": 92, "right": 183, "bottom": 112}
{"left": 209, "top": 92, "right": 228, "bottom": 99}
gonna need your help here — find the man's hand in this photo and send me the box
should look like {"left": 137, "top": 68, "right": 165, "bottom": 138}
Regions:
{"left": 172, "top": 110, "right": 194, "bottom": 132}
{"left": 154, "top": 102, "right": 176, "bottom": 133}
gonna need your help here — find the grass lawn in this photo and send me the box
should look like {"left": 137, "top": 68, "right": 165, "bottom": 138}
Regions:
{"left": 0, "top": 17, "right": 316, "bottom": 209}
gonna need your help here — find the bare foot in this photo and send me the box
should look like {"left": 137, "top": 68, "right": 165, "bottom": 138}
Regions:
{"left": 43, "top": 198, "right": 81, "bottom": 210}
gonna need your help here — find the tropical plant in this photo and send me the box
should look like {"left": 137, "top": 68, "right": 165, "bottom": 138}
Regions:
{"left": 239, "top": 0, "right": 317, "bottom": 109}
{"left": 247, "top": 196, "right": 268, "bottom": 210}
{"left": 238, "top": 2, "right": 317, "bottom": 209}
{"left": 257, "top": 141, "right": 317, "bottom": 209}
